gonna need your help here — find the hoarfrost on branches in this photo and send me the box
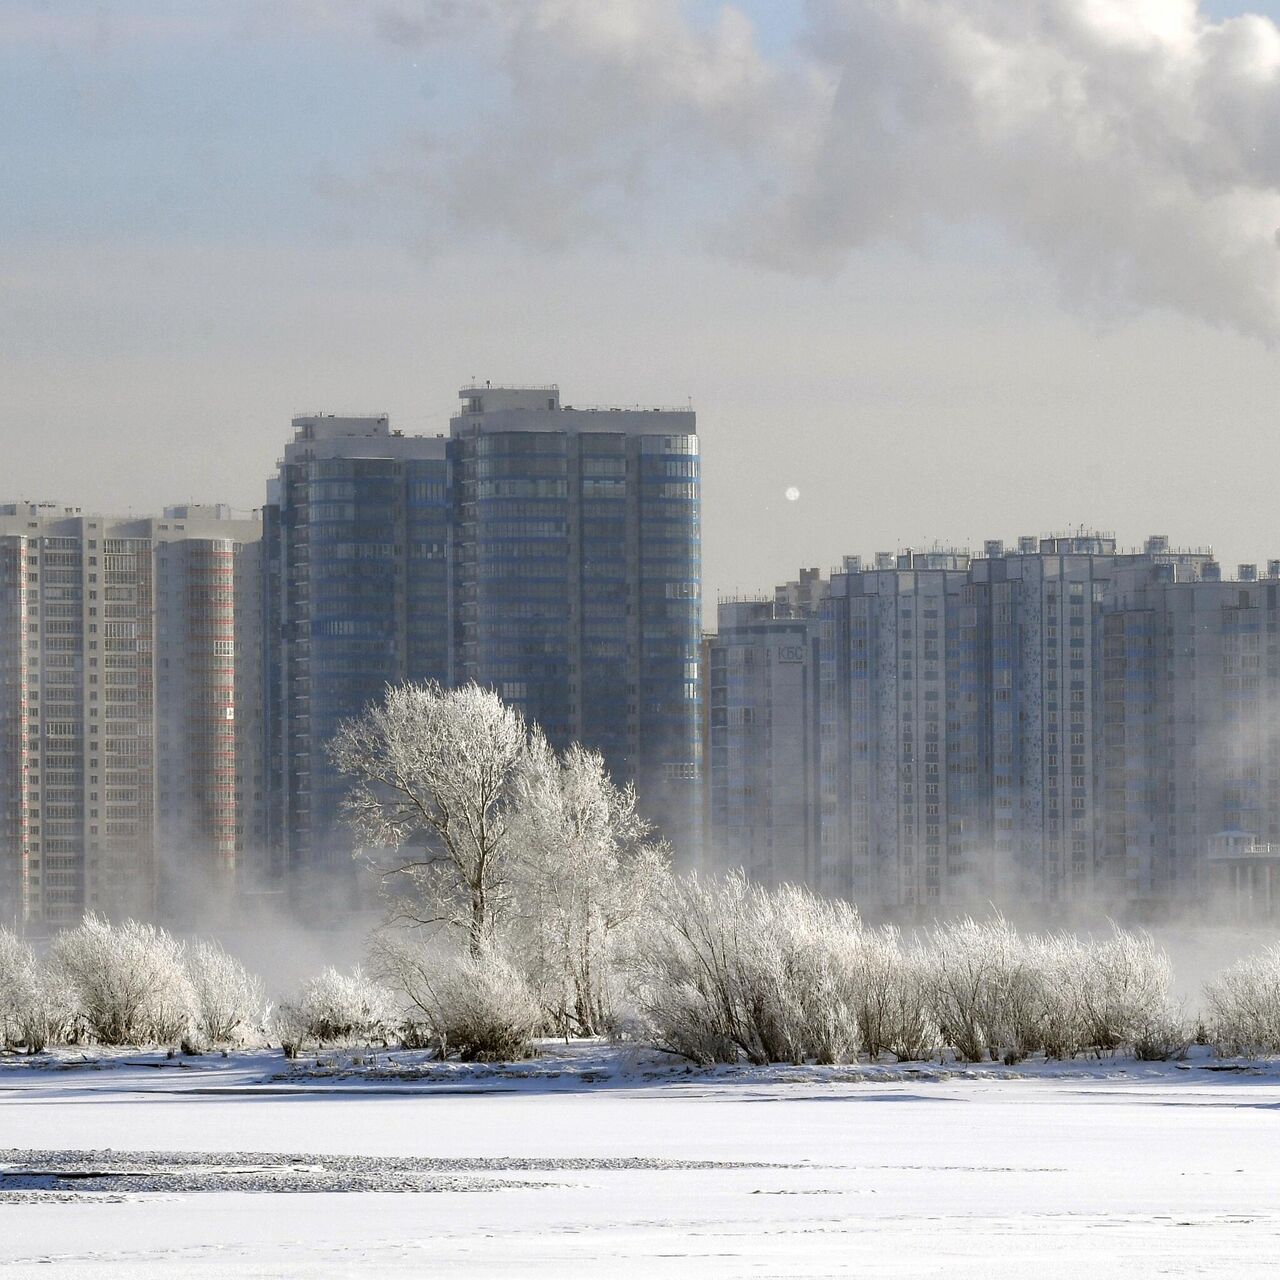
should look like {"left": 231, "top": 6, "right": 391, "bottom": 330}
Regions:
{"left": 278, "top": 966, "right": 400, "bottom": 1047}
{"left": 329, "top": 681, "right": 530, "bottom": 953}
{"left": 188, "top": 939, "right": 269, "bottom": 1046}
{"left": 512, "top": 738, "right": 668, "bottom": 1037}
{"left": 373, "top": 934, "right": 542, "bottom": 1061}
{"left": 50, "top": 914, "right": 196, "bottom": 1047}
{"left": 1203, "top": 943, "right": 1280, "bottom": 1058}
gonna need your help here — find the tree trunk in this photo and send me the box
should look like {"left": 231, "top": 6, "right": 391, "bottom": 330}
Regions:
{"left": 469, "top": 888, "right": 486, "bottom": 957}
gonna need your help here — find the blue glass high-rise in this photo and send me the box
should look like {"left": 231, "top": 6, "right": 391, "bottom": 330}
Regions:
{"left": 450, "top": 386, "right": 701, "bottom": 862}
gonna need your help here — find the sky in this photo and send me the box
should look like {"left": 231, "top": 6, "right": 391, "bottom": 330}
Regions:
{"left": 4, "top": 0, "right": 1280, "bottom": 616}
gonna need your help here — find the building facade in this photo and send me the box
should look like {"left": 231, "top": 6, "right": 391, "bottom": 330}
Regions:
{"left": 819, "top": 549, "right": 978, "bottom": 909}
{"left": 262, "top": 416, "right": 450, "bottom": 886}
{"left": 0, "top": 503, "right": 262, "bottom": 930}
{"left": 706, "top": 582, "right": 825, "bottom": 889}
{"left": 263, "top": 386, "right": 702, "bottom": 884}
{"left": 450, "top": 386, "right": 701, "bottom": 861}
{"left": 713, "top": 534, "right": 1269, "bottom": 919}
{"left": 1101, "top": 558, "right": 1280, "bottom": 913}
{"left": 152, "top": 507, "right": 265, "bottom": 920}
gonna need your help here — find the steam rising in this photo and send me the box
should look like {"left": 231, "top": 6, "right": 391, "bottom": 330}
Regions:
{"left": 326, "top": 0, "right": 1280, "bottom": 339}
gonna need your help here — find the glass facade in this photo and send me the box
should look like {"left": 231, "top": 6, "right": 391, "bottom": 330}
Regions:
{"left": 454, "top": 431, "right": 573, "bottom": 742}
{"left": 634, "top": 433, "right": 702, "bottom": 858}
{"left": 450, "top": 410, "right": 702, "bottom": 862}
{"left": 264, "top": 396, "right": 703, "bottom": 882}
{"left": 266, "top": 420, "right": 450, "bottom": 883}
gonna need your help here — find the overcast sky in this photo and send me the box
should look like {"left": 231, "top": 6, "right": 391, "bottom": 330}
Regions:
{"left": 5, "top": 0, "right": 1280, "bottom": 615}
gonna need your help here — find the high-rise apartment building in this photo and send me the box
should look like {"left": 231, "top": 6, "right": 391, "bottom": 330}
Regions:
{"left": 706, "top": 574, "right": 826, "bottom": 888}
{"left": 1101, "top": 558, "right": 1280, "bottom": 912}
{"left": 153, "top": 506, "right": 265, "bottom": 918}
{"left": 969, "top": 535, "right": 1120, "bottom": 904}
{"left": 263, "top": 386, "right": 701, "bottom": 883}
{"left": 450, "top": 386, "right": 701, "bottom": 859}
{"left": 262, "top": 416, "right": 450, "bottom": 885}
{"left": 808, "top": 535, "right": 1228, "bottom": 916}
{"left": 819, "top": 549, "right": 978, "bottom": 908}
{"left": 0, "top": 503, "right": 262, "bottom": 930}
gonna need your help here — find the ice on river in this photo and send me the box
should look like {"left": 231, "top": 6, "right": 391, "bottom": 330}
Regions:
{"left": 1, "top": 1043, "right": 1278, "bottom": 1277}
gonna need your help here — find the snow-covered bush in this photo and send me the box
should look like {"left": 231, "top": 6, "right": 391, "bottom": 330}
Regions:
{"left": 51, "top": 914, "right": 195, "bottom": 1046}
{"left": 1034, "top": 936, "right": 1090, "bottom": 1060}
{"left": 187, "top": 940, "right": 268, "bottom": 1046}
{"left": 424, "top": 947, "right": 541, "bottom": 1061}
{"left": 770, "top": 885, "right": 864, "bottom": 1065}
{"left": 17, "top": 969, "right": 78, "bottom": 1054}
{"left": 0, "top": 928, "right": 75, "bottom": 1053}
{"left": 918, "top": 921, "right": 1179, "bottom": 1063}
{"left": 622, "top": 875, "right": 1184, "bottom": 1067}
{"left": 271, "top": 1003, "right": 309, "bottom": 1060}
{"left": 624, "top": 872, "right": 770, "bottom": 1065}
{"left": 1203, "top": 944, "right": 1280, "bottom": 1057}
{"left": 373, "top": 933, "right": 542, "bottom": 1060}
{"left": 1132, "top": 1011, "right": 1191, "bottom": 1061}
{"left": 286, "top": 966, "right": 398, "bottom": 1046}
{"left": 922, "top": 919, "right": 1087, "bottom": 1064}
{"left": 1069, "top": 927, "right": 1176, "bottom": 1053}
{"left": 853, "top": 928, "right": 941, "bottom": 1062}
{"left": 624, "top": 873, "right": 867, "bottom": 1066}
{"left": 899, "top": 921, "right": 1080, "bottom": 1065}
{"left": 924, "top": 918, "right": 1027, "bottom": 1063}
{"left": 0, "top": 927, "right": 37, "bottom": 1049}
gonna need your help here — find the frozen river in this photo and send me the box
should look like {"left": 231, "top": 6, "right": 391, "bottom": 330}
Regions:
{"left": 2, "top": 1049, "right": 1278, "bottom": 1277}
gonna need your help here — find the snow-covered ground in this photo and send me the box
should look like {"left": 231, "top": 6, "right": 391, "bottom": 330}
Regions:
{"left": 2, "top": 1043, "right": 1279, "bottom": 1277}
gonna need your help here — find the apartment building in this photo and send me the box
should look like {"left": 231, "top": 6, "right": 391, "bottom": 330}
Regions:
{"left": 263, "top": 385, "right": 702, "bottom": 881}
{"left": 262, "top": 416, "right": 450, "bottom": 884}
{"left": 450, "top": 385, "right": 701, "bottom": 861}
{"left": 705, "top": 578, "right": 825, "bottom": 889}
{"left": 0, "top": 503, "right": 261, "bottom": 929}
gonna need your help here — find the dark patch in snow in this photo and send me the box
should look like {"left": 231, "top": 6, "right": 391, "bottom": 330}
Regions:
{"left": 0, "top": 1148, "right": 800, "bottom": 1198}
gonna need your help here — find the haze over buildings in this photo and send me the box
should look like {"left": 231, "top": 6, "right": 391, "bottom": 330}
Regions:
{"left": 8, "top": 420, "right": 1280, "bottom": 928}
{"left": 707, "top": 537, "right": 1280, "bottom": 920}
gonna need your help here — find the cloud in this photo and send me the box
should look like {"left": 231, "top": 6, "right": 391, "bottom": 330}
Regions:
{"left": 390, "top": 1, "right": 813, "bottom": 251}
{"left": 759, "top": 0, "right": 1280, "bottom": 339}
{"left": 324, "top": 1, "right": 1280, "bottom": 339}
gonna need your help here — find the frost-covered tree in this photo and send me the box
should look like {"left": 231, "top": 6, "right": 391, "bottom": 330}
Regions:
{"left": 329, "top": 681, "right": 531, "bottom": 953}
{"left": 0, "top": 928, "right": 73, "bottom": 1052}
{"left": 0, "top": 927, "right": 36, "bottom": 1049}
{"left": 512, "top": 738, "right": 668, "bottom": 1036}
